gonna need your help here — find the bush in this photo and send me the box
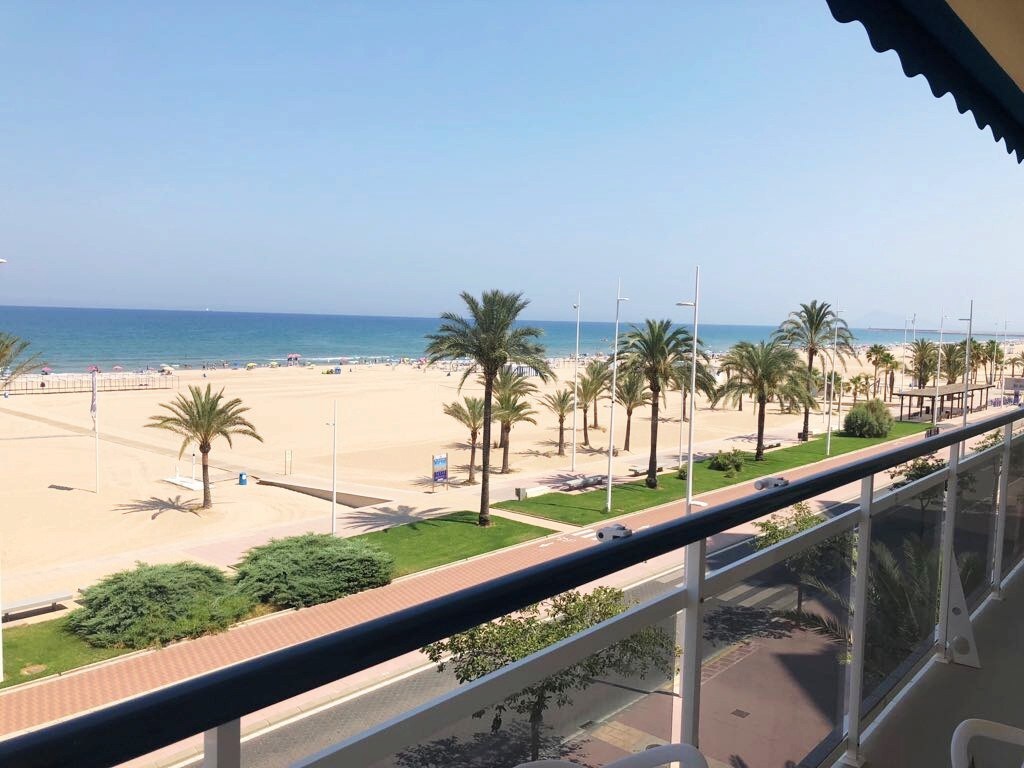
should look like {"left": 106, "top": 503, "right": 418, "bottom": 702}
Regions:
{"left": 708, "top": 448, "right": 745, "bottom": 473}
{"left": 676, "top": 465, "right": 687, "bottom": 480}
{"left": 235, "top": 534, "right": 394, "bottom": 609}
{"left": 843, "top": 399, "right": 894, "bottom": 438}
{"left": 66, "top": 562, "right": 253, "bottom": 649}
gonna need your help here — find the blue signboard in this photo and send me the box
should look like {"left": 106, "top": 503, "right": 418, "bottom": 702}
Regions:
{"left": 432, "top": 454, "right": 448, "bottom": 484}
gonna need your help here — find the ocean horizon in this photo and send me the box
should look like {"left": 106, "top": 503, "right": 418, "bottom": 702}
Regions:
{"left": 0, "top": 305, "right": 1007, "bottom": 373}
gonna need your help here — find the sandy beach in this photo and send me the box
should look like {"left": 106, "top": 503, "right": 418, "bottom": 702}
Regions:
{"left": 0, "top": 354, "right": 881, "bottom": 601}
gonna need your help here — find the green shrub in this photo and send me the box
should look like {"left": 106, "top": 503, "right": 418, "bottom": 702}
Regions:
{"left": 66, "top": 562, "right": 253, "bottom": 649}
{"left": 843, "top": 399, "right": 894, "bottom": 438}
{"left": 708, "top": 448, "right": 745, "bottom": 473}
{"left": 676, "top": 465, "right": 688, "bottom": 480}
{"left": 235, "top": 534, "right": 394, "bottom": 609}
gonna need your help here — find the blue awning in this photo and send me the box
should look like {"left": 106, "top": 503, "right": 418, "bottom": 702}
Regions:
{"left": 827, "top": 0, "right": 1024, "bottom": 163}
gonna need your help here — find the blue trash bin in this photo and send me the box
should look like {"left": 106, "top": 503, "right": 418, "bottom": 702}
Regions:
{"left": 239, "top": 472, "right": 248, "bottom": 486}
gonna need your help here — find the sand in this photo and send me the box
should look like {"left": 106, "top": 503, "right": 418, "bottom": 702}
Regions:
{"left": 0, "top": 353, "right": 878, "bottom": 601}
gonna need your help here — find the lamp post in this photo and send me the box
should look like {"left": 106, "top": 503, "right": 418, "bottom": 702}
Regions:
{"left": 825, "top": 305, "right": 845, "bottom": 457}
{"left": 676, "top": 266, "right": 700, "bottom": 512}
{"left": 328, "top": 400, "right": 338, "bottom": 535}
{"left": 934, "top": 313, "right": 948, "bottom": 426}
{"left": 961, "top": 300, "right": 974, "bottom": 435}
{"left": 604, "top": 282, "right": 628, "bottom": 513}
{"left": 571, "top": 295, "right": 581, "bottom": 472}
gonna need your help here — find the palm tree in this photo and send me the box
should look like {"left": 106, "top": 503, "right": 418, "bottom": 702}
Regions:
{"left": 850, "top": 373, "right": 871, "bottom": 405}
{"left": 491, "top": 368, "right": 538, "bottom": 448}
{"left": 879, "top": 351, "right": 899, "bottom": 401}
{"left": 715, "top": 340, "right": 814, "bottom": 460}
{"left": 443, "top": 397, "right": 485, "bottom": 484}
{"left": 775, "top": 301, "right": 854, "bottom": 440}
{"left": 425, "top": 291, "right": 551, "bottom": 526}
{"left": 981, "top": 339, "right": 1002, "bottom": 384}
{"left": 146, "top": 384, "right": 263, "bottom": 509}
{"left": 615, "top": 369, "right": 650, "bottom": 452}
{"left": 541, "top": 388, "right": 574, "bottom": 456}
{"left": 671, "top": 348, "right": 717, "bottom": 422}
{"left": 0, "top": 333, "right": 41, "bottom": 390}
{"left": 580, "top": 359, "right": 610, "bottom": 429}
{"left": 493, "top": 391, "right": 537, "bottom": 473}
{"left": 619, "top": 319, "right": 693, "bottom": 488}
{"left": 866, "top": 343, "right": 887, "bottom": 397}
{"left": 907, "top": 339, "right": 938, "bottom": 388}
{"left": 1009, "top": 354, "right": 1024, "bottom": 378}
{"left": 941, "top": 343, "right": 966, "bottom": 384}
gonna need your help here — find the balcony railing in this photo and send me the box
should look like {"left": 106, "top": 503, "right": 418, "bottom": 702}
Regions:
{"left": 3, "top": 408, "right": 1023, "bottom": 768}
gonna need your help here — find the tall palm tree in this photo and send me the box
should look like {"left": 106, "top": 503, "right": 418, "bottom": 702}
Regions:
{"left": 0, "top": 333, "right": 41, "bottom": 390}
{"left": 775, "top": 301, "right": 854, "bottom": 440}
{"left": 443, "top": 396, "right": 485, "bottom": 484}
{"left": 425, "top": 291, "right": 551, "bottom": 526}
{"left": 146, "top": 384, "right": 263, "bottom": 509}
{"left": 493, "top": 391, "right": 537, "bottom": 473}
{"left": 866, "top": 343, "right": 887, "bottom": 397}
{"left": 580, "top": 359, "right": 610, "bottom": 429}
{"left": 671, "top": 348, "right": 717, "bottom": 422}
{"left": 615, "top": 369, "right": 650, "bottom": 452}
{"left": 541, "top": 388, "right": 574, "bottom": 457}
{"left": 907, "top": 339, "right": 938, "bottom": 388}
{"left": 941, "top": 343, "right": 966, "bottom": 384}
{"left": 715, "top": 341, "right": 814, "bottom": 460}
{"left": 981, "top": 339, "right": 1002, "bottom": 384}
{"left": 850, "top": 373, "right": 871, "bottom": 405}
{"left": 490, "top": 368, "right": 538, "bottom": 448}
{"left": 879, "top": 351, "right": 899, "bottom": 401}
{"left": 619, "top": 319, "right": 692, "bottom": 488}
{"left": 1009, "top": 354, "right": 1024, "bottom": 378}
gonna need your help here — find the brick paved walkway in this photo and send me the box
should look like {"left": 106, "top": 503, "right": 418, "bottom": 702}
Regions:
{"left": 0, "top": 412, "right": 1000, "bottom": 743}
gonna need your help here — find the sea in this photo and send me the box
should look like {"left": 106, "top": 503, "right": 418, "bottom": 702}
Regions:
{"left": 0, "top": 305, "right": 1005, "bottom": 373}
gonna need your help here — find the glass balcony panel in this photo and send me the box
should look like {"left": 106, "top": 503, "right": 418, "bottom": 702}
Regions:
{"left": 956, "top": 450, "right": 1000, "bottom": 608}
{"left": 861, "top": 478, "right": 944, "bottom": 718}
{"left": 699, "top": 525, "right": 854, "bottom": 768}
{"left": 1002, "top": 435, "right": 1024, "bottom": 575}
{"left": 348, "top": 595, "right": 681, "bottom": 768}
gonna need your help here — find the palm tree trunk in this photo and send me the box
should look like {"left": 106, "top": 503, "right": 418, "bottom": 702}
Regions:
{"left": 592, "top": 400, "right": 599, "bottom": 429}
{"left": 647, "top": 383, "right": 660, "bottom": 488}
{"left": 802, "top": 350, "right": 815, "bottom": 439}
{"left": 624, "top": 408, "right": 632, "bottom": 452}
{"left": 557, "top": 417, "right": 565, "bottom": 456}
{"left": 755, "top": 396, "right": 767, "bottom": 460}
{"left": 502, "top": 425, "right": 511, "bottom": 473}
{"left": 479, "top": 377, "right": 494, "bottom": 526}
{"left": 201, "top": 449, "right": 212, "bottom": 509}
{"left": 873, "top": 365, "right": 879, "bottom": 397}
{"left": 468, "top": 430, "right": 477, "bottom": 484}
{"left": 682, "top": 388, "right": 688, "bottom": 421}
{"left": 583, "top": 409, "right": 590, "bottom": 447}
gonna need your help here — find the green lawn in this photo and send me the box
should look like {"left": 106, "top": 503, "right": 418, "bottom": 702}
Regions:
{"left": 351, "top": 511, "right": 554, "bottom": 577}
{"left": 495, "top": 422, "right": 932, "bottom": 526}
{"left": 2, "top": 619, "right": 129, "bottom": 689}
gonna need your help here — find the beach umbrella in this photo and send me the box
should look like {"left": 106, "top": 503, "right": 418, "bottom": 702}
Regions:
{"left": 41, "top": 366, "right": 53, "bottom": 374}
{"left": 112, "top": 365, "right": 123, "bottom": 372}
{"left": 87, "top": 365, "right": 100, "bottom": 373}
{"left": 246, "top": 362, "right": 257, "bottom": 369}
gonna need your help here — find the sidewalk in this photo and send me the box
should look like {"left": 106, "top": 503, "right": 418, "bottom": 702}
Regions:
{"left": 0, "top": 408, "right": 1008, "bottom": 755}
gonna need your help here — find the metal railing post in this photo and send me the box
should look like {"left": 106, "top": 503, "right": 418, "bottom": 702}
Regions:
{"left": 937, "top": 442, "right": 961, "bottom": 657}
{"left": 842, "top": 476, "right": 873, "bottom": 766}
{"left": 992, "top": 423, "right": 1013, "bottom": 596}
{"left": 203, "top": 719, "right": 241, "bottom": 768}
{"left": 680, "top": 539, "right": 706, "bottom": 746}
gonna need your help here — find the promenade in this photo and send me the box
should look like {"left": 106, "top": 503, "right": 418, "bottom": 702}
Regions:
{"left": 0, "top": 408, "right": 1006, "bottom": 767}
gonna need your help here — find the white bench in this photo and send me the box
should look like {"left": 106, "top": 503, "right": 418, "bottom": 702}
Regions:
{"left": 2, "top": 592, "right": 74, "bottom": 619}
{"left": 628, "top": 464, "right": 663, "bottom": 476}
{"left": 564, "top": 475, "right": 605, "bottom": 491}
{"left": 515, "top": 485, "right": 552, "bottom": 500}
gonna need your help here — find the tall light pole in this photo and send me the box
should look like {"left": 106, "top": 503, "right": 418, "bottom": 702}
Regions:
{"left": 825, "top": 305, "right": 845, "bottom": 457}
{"left": 934, "top": 313, "right": 948, "bottom": 426}
{"left": 900, "top": 314, "right": 914, "bottom": 394}
{"left": 676, "top": 267, "right": 700, "bottom": 512}
{"left": 329, "top": 400, "right": 338, "bottom": 535}
{"left": 1001, "top": 319, "right": 1009, "bottom": 393}
{"left": 571, "top": 295, "right": 581, "bottom": 472}
{"left": 604, "top": 282, "right": 628, "bottom": 513}
{"left": 961, "top": 300, "right": 974, "bottom": 434}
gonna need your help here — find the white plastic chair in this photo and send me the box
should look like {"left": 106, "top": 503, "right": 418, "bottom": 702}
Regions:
{"left": 951, "top": 718, "right": 1024, "bottom": 768}
{"left": 515, "top": 742, "right": 709, "bottom": 768}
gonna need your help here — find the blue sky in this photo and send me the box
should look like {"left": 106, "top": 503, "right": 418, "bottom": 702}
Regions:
{"left": 1, "top": 2, "right": 1021, "bottom": 330}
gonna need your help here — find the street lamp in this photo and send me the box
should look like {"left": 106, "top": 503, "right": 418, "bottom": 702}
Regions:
{"left": 961, "top": 300, "right": 974, "bottom": 434}
{"left": 900, "top": 313, "right": 915, "bottom": 395}
{"left": 676, "top": 265, "right": 700, "bottom": 514}
{"left": 604, "top": 283, "right": 628, "bottom": 513}
{"left": 825, "top": 305, "right": 845, "bottom": 457}
{"left": 327, "top": 400, "right": 338, "bottom": 535}
{"left": 934, "top": 313, "right": 948, "bottom": 426}
{"left": 571, "top": 295, "right": 581, "bottom": 472}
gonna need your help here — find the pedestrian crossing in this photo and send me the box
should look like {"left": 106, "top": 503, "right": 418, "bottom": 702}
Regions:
{"left": 708, "top": 580, "right": 799, "bottom": 612}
